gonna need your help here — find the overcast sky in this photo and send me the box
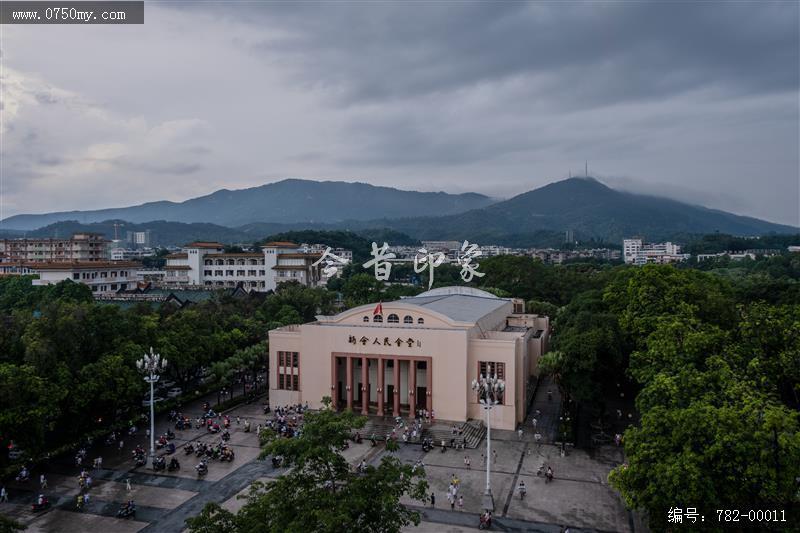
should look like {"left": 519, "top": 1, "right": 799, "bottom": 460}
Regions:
{"left": 1, "top": 1, "right": 798, "bottom": 226}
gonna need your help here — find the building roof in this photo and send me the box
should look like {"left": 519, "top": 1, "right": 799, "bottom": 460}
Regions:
{"left": 262, "top": 241, "right": 299, "bottom": 248}
{"left": 165, "top": 253, "right": 188, "bottom": 259}
{"left": 399, "top": 292, "right": 509, "bottom": 323}
{"left": 24, "top": 261, "right": 141, "bottom": 270}
{"left": 185, "top": 242, "right": 224, "bottom": 249}
{"left": 164, "top": 265, "right": 192, "bottom": 270}
{"left": 213, "top": 253, "right": 264, "bottom": 258}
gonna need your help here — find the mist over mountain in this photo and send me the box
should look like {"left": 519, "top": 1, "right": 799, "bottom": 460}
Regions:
{"left": 347, "top": 177, "right": 798, "bottom": 244}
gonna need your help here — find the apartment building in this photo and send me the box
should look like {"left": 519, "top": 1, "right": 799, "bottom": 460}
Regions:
{"left": 623, "top": 238, "right": 688, "bottom": 265}
{"left": 0, "top": 233, "right": 109, "bottom": 263}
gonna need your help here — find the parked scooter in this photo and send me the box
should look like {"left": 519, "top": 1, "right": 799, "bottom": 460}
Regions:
{"left": 31, "top": 495, "right": 50, "bottom": 512}
{"left": 116, "top": 501, "right": 136, "bottom": 519}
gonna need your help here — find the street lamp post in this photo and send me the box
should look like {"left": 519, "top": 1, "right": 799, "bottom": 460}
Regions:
{"left": 136, "top": 347, "right": 167, "bottom": 469}
{"left": 471, "top": 373, "right": 505, "bottom": 512}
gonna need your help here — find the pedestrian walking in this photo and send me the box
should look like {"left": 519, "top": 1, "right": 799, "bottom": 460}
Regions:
{"left": 449, "top": 494, "right": 455, "bottom": 510}
{"left": 492, "top": 450, "right": 497, "bottom": 464}
{"left": 125, "top": 478, "right": 132, "bottom": 492}
{"left": 458, "top": 495, "right": 464, "bottom": 511}
{"left": 86, "top": 475, "right": 92, "bottom": 489}
{"left": 40, "top": 474, "right": 47, "bottom": 489}
{"left": 145, "top": 428, "right": 150, "bottom": 439}
{"left": 431, "top": 410, "right": 435, "bottom": 423}
{"left": 518, "top": 428, "right": 523, "bottom": 440}
{"left": 547, "top": 390, "right": 553, "bottom": 401}
{"left": 118, "top": 439, "right": 124, "bottom": 452}
{"left": 237, "top": 416, "right": 241, "bottom": 425}
{"left": 0, "top": 486, "right": 8, "bottom": 502}
{"left": 481, "top": 452, "right": 485, "bottom": 465}
{"left": 532, "top": 417, "right": 538, "bottom": 430}
{"left": 430, "top": 492, "right": 435, "bottom": 508}
{"left": 464, "top": 455, "right": 471, "bottom": 469}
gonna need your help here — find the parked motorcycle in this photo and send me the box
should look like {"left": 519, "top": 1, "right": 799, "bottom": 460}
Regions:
{"left": 116, "top": 502, "right": 136, "bottom": 519}
{"left": 31, "top": 496, "right": 49, "bottom": 512}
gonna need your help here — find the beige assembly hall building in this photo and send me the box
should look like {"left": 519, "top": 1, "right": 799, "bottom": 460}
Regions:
{"left": 268, "top": 286, "right": 550, "bottom": 430}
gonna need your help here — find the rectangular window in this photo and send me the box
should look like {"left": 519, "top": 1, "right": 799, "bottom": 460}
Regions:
{"left": 277, "top": 351, "right": 300, "bottom": 390}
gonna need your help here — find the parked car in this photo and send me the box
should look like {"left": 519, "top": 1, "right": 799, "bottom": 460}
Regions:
{"left": 141, "top": 397, "right": 166, "bottom": 407}
{"left": 166, "top": 387, "right": 183, "bottom": 398}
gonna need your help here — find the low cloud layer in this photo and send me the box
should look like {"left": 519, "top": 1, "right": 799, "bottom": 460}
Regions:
{"left": 1, "top": 1, "right": 798, "bottom": 226}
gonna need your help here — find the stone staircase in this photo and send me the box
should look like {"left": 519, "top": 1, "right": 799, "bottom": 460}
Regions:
{"left": 354, "top": 418, "right": 486, "bottom": 449}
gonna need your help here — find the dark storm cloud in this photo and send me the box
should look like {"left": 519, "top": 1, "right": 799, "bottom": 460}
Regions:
{"left": 3, "top": 1, "right": 798, "bottom": 226}
{"left": 243, "top": 1, "right": 798, "bottom": 106}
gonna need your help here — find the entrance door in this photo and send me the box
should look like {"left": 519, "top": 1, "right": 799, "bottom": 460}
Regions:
{"left": 337, "top": 381, "right": 344, "bottom": 406}
{"left": 416, "top": 387, "right": 427, "bottom": 410}
{"left": 386, "top": 384, "right": 394, "bottom": 406}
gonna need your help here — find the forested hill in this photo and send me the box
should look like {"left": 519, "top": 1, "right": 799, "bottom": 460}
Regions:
{"left": 0, "top": 179, "right": 493, "bottom": 230}
{"left": 358, "top": 177, "right": 797, "bottom": 244}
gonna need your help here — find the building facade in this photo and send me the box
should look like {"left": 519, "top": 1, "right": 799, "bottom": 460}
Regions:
{"left": 0, "top": 233, "right": 109, "bottom": 263}
{"left": 269, "top": 287, "right": 550, "bottom": 430}
{"left": 29, "top": 261, "right": 140, "bottom": 294}
{"left": 157, "top": 241, "right": 326, "bottom": 292}
{"left": 623, "top": 238, "right": 688, "bottom": 265}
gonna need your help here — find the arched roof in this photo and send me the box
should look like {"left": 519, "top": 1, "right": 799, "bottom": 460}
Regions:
{"left": 415, "top": 286, "right": 500, "bottom": 299}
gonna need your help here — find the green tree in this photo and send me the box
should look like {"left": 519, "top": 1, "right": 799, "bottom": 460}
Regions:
{"left": 186, "top": 400, "right": 428, "bottom": 533}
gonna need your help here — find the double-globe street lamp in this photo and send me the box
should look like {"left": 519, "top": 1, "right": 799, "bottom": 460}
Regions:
{"left": 136, "top": 347, "right": 167, "bottom": 468}
{"left": 471, "top": 373, "right": 505, "bottom": 512}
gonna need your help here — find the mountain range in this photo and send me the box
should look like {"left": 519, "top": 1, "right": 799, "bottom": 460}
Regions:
{"left": 2, "top": 178, "right": 796, "bottom": 246}
{"left": 1, "top": 179, "right": 492, "bottom": 230}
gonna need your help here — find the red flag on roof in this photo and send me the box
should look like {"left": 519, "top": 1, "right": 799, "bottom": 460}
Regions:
{"left": 373, "top": 302, "right": 383, "bottom": 315}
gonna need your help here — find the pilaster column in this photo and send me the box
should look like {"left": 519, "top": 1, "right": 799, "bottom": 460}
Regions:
{"left": 346, "top": 356, "right": 353, "bottom": 411}
{"left": 377, "top": 358, "right": 385, "bottom": 416}
{"left": 361, "top": 356, "right": 369, "bottom": 415}
{"left": 393, "top": 358, "right": 401, "bottom": 417}
{"left": 426, "top": 358, "right": 433, "bottom": 412}
{"left": 331, "top": 356, "right": 338, "bottom": 410}
{"left": 409, "top": 360, "right": 417, "bottom": 411}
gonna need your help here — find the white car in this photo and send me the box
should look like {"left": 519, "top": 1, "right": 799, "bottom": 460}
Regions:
{"left": 141, "top": 397, "right": 166, "bottom": 407}
{"left": 166, "top": 387, "right": 182, "bottom": 398}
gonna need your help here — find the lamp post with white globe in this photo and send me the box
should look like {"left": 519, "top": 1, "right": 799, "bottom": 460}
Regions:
{"left": 136, "top": 347, "right": 167, "bottom": 468}
{"left": 471, "top": 372, "right": 505, "bottom": 512}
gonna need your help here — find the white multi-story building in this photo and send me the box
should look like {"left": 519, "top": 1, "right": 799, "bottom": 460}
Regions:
{"left": 623, "top": 238, "right": 643, "bottom": 264}
{"left": 157, "top": 241, "right": 326, "bottom": 292}
{"left": 623, "top": 239, "right": 687, "bottom": 265}
{"left": 28, "top": 261, "right": 139, "bottom": 294}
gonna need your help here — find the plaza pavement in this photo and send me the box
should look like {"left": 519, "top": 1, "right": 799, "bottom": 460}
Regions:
{"left": 2, "top": 391, "right": 641, "bottom": 532}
